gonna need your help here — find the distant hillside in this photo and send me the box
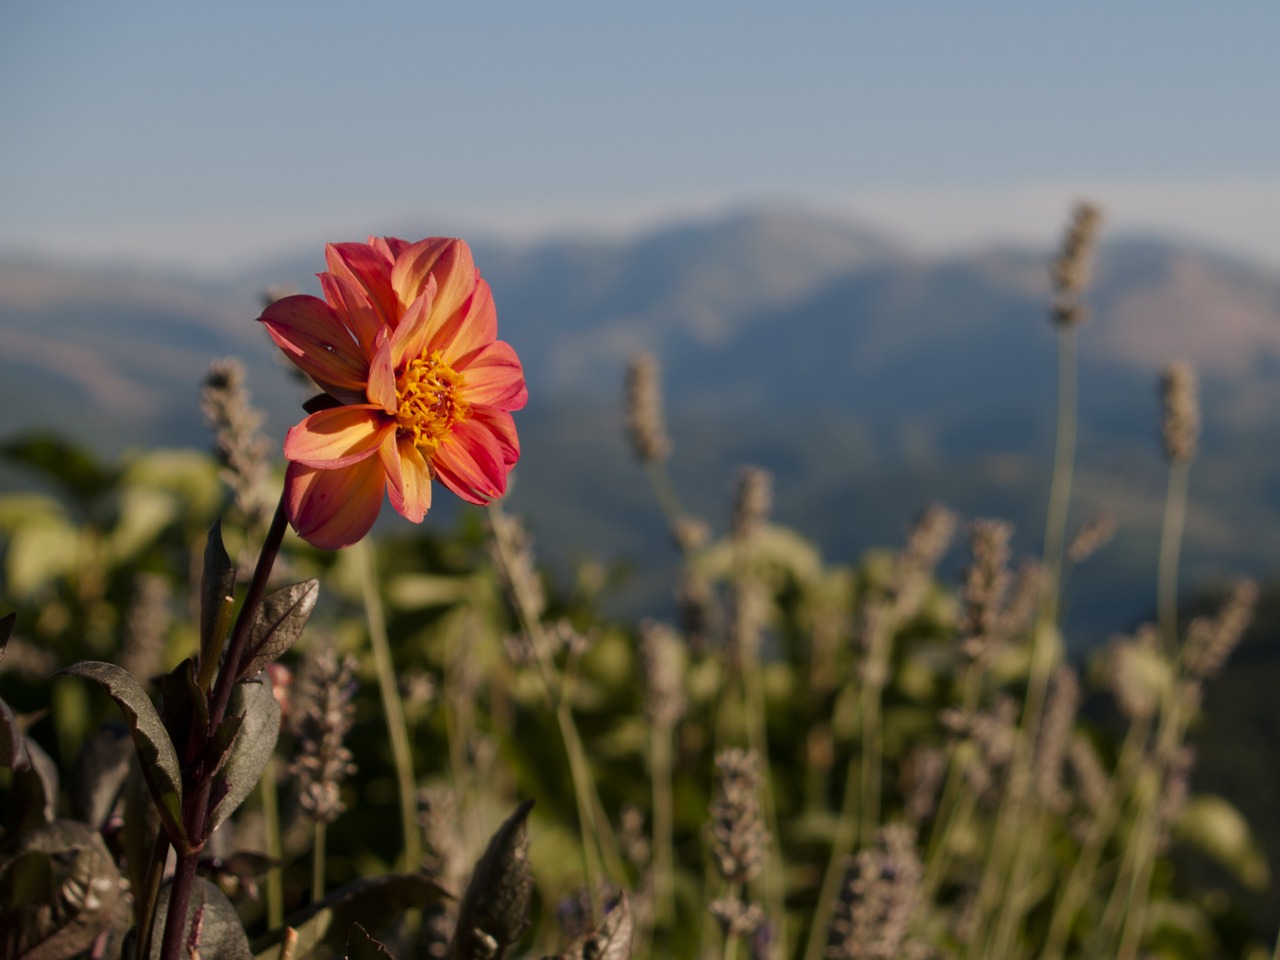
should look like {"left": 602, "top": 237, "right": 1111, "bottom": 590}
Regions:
{"left": 4, "top": 206, "right": 1280, "bottom": 648}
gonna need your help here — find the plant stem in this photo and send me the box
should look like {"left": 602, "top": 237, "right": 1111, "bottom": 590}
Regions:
{"left": 312, "top": 820, "right": 327, "bottom": 903}
{"left": 260, "top": 758, "right": 284, "bottom": 929}
{"left": 136, "top": 830, "right": 170, "bottom": 960}
{"left": 159, "top": 496, "right": 289, "bottom": 960}
{"left": 487, "top": 504, "right": 625, "bottom": 906}
{"left": 650, "top": 720, "right": 677, "bottom": 928}
{"left": 1157, "top": 461, "right": 1190, "bottom": 652}
{"left": 355, "top": 538, "right": 422, "bottom": 874}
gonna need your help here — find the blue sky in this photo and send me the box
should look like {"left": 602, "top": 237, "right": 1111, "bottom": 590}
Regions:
{"left": 3, "top": 2, "right": 1279, "bottom": 271}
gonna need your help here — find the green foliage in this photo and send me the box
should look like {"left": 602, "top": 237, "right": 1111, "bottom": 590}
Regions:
{"left": 2, "top": 219, "right": 1279, "bottom": 960}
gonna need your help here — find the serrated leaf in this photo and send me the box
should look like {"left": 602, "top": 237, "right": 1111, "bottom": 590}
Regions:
{"left": 0, "top": 819, "right": 123, "bottom": 960}
{"left": 252, "top": 874, "right": 449, "bottom": 960}
{"left": 241, "top": 580, "right": 319, "bottom": 679}
{"left": 56, "top": 661, "right": 186, "bottom": 848}
{"left": 451, "top": 800, "right": 535, "bottom": 960}
{"left": 68, "top": 723, "right": 133, "bottom": 829}
{"left": 544, "top": 892, "right": 633, "bottom": 960}
{"left": 0, "top": 694, "right": 30, "bottom": 771}
{"left": 201, "top": 519, "right": 237, "bottom": 664}
{"left": 133, "top": 877, "right": 252, "bottom": 960}
{"left": 208, "top": 677, "right": 280, "bottom": 832}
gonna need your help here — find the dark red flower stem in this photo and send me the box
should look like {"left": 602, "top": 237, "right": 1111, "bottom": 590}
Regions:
{"left": 157, "top": 495, "right": 289, "bottom": 960}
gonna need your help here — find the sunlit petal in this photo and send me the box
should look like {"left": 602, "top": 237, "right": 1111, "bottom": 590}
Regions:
{"left": 392, "top": 238, "right": 476, "bottom": 335}
{"left": 432, "top": 277, "right": 499, "bottom": 362}
{"left": 456, "top": 340, "right": 528, "bottom": 410}
{"left": 284, "top": 405, "right": 393, "bottom": 468}
{"left": 319, "top": 272, "right": 384, "bottom": 358}
{"left": 365, "top": 331, "right": 398, "bottom": 413}
{"left": 432, "top": 420, "right": 507, "bottom": 505}
{"left": 259, "top": 294, "right": 367, "bottom": 390}
{"left": 285, "top": 459, "right": 386, "bottom": 550}
{"left": 325, "top": 241, "right": 399, "bottom": 328}
{"left": 383, "top": 434, "right": 433, "bottom": 522}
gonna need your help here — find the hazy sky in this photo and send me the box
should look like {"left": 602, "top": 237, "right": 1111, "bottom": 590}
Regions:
{"left": 4, "top": 2, "right": 1279, "bottom": 272}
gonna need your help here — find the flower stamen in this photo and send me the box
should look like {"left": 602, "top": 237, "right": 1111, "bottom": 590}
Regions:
{"left": 395, "top": 351, "right": 468, "bottom": 452}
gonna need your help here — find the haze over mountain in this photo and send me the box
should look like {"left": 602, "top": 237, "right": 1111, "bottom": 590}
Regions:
{"left": 4, "top": 206, "right": 1280, "bottom": 647}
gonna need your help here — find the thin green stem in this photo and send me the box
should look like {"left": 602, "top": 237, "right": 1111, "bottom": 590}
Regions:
{"left": 644, "top": 461, "right": 687, "bottom": 542}
{"left": 974, "top": 324, "right": 1080, "bottom": 957}
{"left": 355, "top": 539, "right": 421, "bottom": 874}
{"left": 803, "top": 750, "right": 860, "bottom": 960}
{"left": 1157, "top": 461, "right": 1190, "bottom": 652}
{"left": 136, "top": 830, "right": 170, "bottom": 960}
{"left": 260, "top": 758, "right": 284, "bottom": 929}
{"left": 312, "top": 820, "right": 326, "bottom": 904}
{"left": 1040, "top": 324, "right": 1078, "bottom": 630}
{"left": 488, "top": 504, "right": 625, "bottom": 905}
{"left": 1042, "top": 722, "right": 1147, "bottom": 960}
{"left": 650, "top": 721, "right": 677, "bottom": 928}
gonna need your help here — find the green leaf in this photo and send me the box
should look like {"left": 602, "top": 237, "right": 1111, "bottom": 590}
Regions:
{"left": 107, "top": 485, "right": 179, "bottom": 564}
{"left": 1174, "top": 794, "right": 1270, "bottom": 890}
{"left": 241, "top": 579, "right": 319, "bottom": 679}
{"left": 0, "top": 433, "right": 119, "bottom": 506}
{"left": 0, "top": 819, "right": 123, "bottom": 960}
{"left": 201, "top": 519, "right": 237, "bottom": 665}
{"left": 208, "top": 677, "right": 280, "bottom": 832}
{"left": 120, "top": 759, "right": 161, "bottom": 904}
{"left": 451, "top": 800, "right": 535, "bottom": 960}
{"left": 133, "top": 877, "right": 252, "bottom": 960}
{"left": 253, "top": 874, "right": 449, "bottom": 960}
{"left": 68, "top": 723, "right": 133, "bottom": 829}
{"left": 56, "top": 661, "right": 186, "bottom": 848}
{"left": 2, "top": 736, "right": 58, "bottom": 835}
{"left": 4, "top": 516, "right": 81, "bottom": 597}
{"left": 160, "top": 658, "right": 209, "bottom": 765}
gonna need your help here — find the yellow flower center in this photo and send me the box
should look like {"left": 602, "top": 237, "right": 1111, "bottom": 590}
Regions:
{"left": 395, "top": 351, "right": 468, "bottom": 452}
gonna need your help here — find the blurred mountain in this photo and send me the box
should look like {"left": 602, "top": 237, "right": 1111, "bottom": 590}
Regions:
{"left": 4, "top": 206, "right": 1280, "bottom": 646}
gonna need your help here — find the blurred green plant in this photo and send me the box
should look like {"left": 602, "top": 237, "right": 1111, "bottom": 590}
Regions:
{"left": 0, "top": 205, "right": 1276, "bottom": 960}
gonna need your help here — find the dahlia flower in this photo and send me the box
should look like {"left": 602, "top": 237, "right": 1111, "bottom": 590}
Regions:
{"left": 259, "top": 237, "right": 526, "bottom": 549}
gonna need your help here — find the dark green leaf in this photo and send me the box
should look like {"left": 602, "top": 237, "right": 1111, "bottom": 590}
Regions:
{"left": 451, "top": 800, "right": 535, "bottom": 960}
{"left": 242, "top": 580, "right": 319, "bottom": 679}
{"left": 0, "top": 611, "right": 15, "bottom": 655}
{"left": 160, "top": 658, "right": 208, "bottom": 766}
{"left": 0, "top": 433, "right": 119, "bottom": 506}
{"left": 201, "top": 519, "right": 237, "bottom": 664}
{"left": 120, "top": 759, "right": 161, "bottom": 902}
{"left": 132, "top": 877, "right": 252, "bottom": 960}
{"left": 252, "top": 874, "right": 448, "bottom": 960}
{"left": 543, "top": 893, "right": 633, "bottom": 960}
{"left": 0, "top": 819, "right": 123, "bottom": 960}
{"left": 2, "top": 736, "right": 58, "bottom": 835}
{"left": 0, "top": 694, "right": 30, "bottom": 772}
{"left": 209, "top": 677, "right": 280, "bottom": 832}
{"left": 68, "top": 722, "right": 133, "bottom": 829}
{"left": 57, "top": 661, "right": 186, "bottom": 848}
